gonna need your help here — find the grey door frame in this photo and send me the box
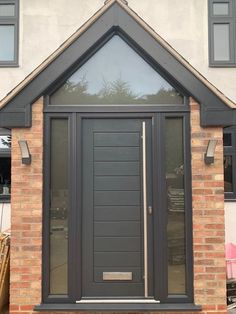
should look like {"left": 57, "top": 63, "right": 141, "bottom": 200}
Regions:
{"left": 42, "top": 110, "right": 194, "bottom": 304}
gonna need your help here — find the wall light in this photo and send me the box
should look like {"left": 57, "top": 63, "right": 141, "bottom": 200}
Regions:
{"left": 204, "top": 139, "right": 217, "bottom": 165}
{"left": 18, "top": 140, "right": 31, "bottom": 165}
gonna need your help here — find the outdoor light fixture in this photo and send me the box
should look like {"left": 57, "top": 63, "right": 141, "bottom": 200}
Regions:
{"left": 18, "top": 140, "right": 31, "bottom": 165}
{"left": 204, "top": 139, "right": 217, "bottom": 165}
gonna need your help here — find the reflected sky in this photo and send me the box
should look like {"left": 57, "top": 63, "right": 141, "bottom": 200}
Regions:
{"left": 70, "top": 36, "right": 174, "bottom": 95}
{"left": 51, "top": 35, "right": 183, "bottom": 105}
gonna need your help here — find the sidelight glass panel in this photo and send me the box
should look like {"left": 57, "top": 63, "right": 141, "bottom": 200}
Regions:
{"left": 50, "top": 119, "right": 69, "bottom": 295}
{"left": 165, "top": 118, "right": 186, "bottom": 294}
{"left": 0, "top": 4, "right": 15, "bottom": 16}
{"left": 0, "top": 25, "right": 14, "bottom": 61}
{"left": 224, "top": 155, "right": 233, "bottom": 192}
{"left": 50, "top": 36, "right": 184, "bottom": 105}
{"left": 213, "top": 3, "right": 229, "bottom": 15}
{"left": 213, "top": 24, "right": 230, "bottom": 61}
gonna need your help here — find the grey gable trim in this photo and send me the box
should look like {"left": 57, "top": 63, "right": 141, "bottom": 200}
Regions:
{"left": 0, "top": 2, "right": 234, "bottom": 127}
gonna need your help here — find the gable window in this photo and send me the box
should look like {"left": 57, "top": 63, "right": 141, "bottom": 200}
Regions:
{"left": 0, "top": 0, "right": 19, "bottom": 66}
{"left": 208, "top": 0, "right": 236, "bottom": 66}
{"left": 224, "top": 127, "right": 236, "bottom": 199}
{"left": 0, "top": 128, "right": 11, "bottom": 202}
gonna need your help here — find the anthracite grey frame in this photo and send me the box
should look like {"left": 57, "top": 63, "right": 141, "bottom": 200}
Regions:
{"left": 39, "top": 109, "right": 197, "bottom": 312}
{"left": 0, "top": 127, "right": 11, "bottom": 202}
{"left": 0, "top": 0, "right": 19, "bottom": 67}
{"left": 224, "top": 126, "right": 236, "bottom": 200}
{"left": 208, "top": 0, "right": 236, "bottom": 67}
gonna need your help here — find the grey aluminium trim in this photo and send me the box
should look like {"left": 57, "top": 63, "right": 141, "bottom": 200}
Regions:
{"left": 0, "top": 0, "right": 19, "bottom": 67}
{"left": 34, "top": 302, "right": 202, "bottom": 312}
{"left": 0, "top": 1, "right": 234, "bottom": 128}
{"left": 42, "top": 111, "right": 194, "bottom": 305}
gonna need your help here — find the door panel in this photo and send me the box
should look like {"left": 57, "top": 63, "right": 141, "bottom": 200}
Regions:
{"left": 82, "top": 118, "right": 152, "bottom": 298}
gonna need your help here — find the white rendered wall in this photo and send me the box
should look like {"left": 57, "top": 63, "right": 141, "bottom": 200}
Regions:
{"left": 0, "top": 0, "right": 236, "bottom": 104}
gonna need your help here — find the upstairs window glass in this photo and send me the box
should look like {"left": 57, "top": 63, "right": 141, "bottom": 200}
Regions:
{"left": 209, "top": 0, "right": 236, "bottom": 66}
{"left": 50, "top": 36, "right": 184, "bottom": 105}
{"left": 0, "top": 0, "right": 19, "bottom": 66}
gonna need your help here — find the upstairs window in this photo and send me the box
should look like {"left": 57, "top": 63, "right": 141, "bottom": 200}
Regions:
{"left": 0, "top": 128, "right": 11, "bottom": 202}
{"left": 0, "top": 0, "right": 19, "bottom": 66}
{"left": 208, "top": 0, "right": 236, "bottom": 66}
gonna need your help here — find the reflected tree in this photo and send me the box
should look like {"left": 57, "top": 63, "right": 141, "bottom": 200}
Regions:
{"left": 1, "top": 135, "right": 11, "bottom": 148}
{"left": 51, "top": 75, "right": 183, "bottom": 105}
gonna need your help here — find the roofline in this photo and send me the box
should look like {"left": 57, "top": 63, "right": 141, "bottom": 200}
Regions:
{"left": 0, "top": 0, "right": 235, "bottom": 128}
{"left": 0, "top": 0, "right": 235, "bottom": 110}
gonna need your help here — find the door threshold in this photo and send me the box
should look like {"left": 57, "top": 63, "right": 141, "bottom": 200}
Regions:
{"left": 76, "top": 299, "right": 160, "bottom": 303}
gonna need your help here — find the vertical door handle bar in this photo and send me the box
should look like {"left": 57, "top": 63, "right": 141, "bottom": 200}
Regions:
{"left": 142, "top": 121, "right": 148, "bottom": 298}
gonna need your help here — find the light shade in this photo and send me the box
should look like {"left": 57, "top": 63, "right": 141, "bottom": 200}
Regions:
{"left": 204, "top": 139, "right": 217, "bottom": 164}
{"left": 18, "top": 140, "right": 31, "bottom": 165}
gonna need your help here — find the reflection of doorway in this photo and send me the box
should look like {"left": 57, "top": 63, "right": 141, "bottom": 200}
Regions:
{"left": 81, "top": 118, "right": 153, "bottom": 298}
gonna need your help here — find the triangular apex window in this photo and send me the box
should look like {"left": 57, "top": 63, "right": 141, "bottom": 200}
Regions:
{"left": 50, "top": 36, "right": 184, "bottom": 105}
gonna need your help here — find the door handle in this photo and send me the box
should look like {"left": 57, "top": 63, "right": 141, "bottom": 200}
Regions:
{"left": 142, "top": 121, "right": 148, "bottom": 298}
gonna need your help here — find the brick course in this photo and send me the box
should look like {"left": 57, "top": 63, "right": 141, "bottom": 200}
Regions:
{"left": 9, "top": 97, "right": 226, "bottom": 314}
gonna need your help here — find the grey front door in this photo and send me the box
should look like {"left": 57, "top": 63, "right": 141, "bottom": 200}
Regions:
{"left": 82, "top": 118, "right": 153, "bottom": 298}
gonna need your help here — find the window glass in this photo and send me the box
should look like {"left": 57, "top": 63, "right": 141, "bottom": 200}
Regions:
{"left": 50, "top": 36, "right": 184, "bottom": 105}
{"left": 213, "top": 3, "right": 229, "bottom": 15}
{"left": 0, "top": 135, "right": 11, "bottom": 199}
{"left": 0, "top": 135, "right": 11, "bottom": 149}
{"left": 0, "top": 25, "right": 14, "bottom": 61}
{"left": 0, "top": 4, "right": 15, "bottom": 16}
{"left": 224, "top": 155, "right": 233, "bottom": 192}
{"left": 213, "top": 24, "right": 230, "bottom": 61}
{"left": 223, "top": 133, "right": 232, "bottom": 146}
{"left": 165, "top": 118, "right": 186, "bottom": 294}
{"left": 50, "top": 119, "right": 69, "bottom": 294}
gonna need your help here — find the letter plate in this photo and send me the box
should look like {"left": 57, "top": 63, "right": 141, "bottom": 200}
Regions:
{"left": 103, "top": 272, "right": 132, "bottom": 281}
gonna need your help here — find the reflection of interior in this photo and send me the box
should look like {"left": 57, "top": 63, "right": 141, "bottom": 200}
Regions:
{"left": 167, "top": 211, "right": 185, "bottom": 294}
{"left": 0, "top": 157, "right": 11, "bottom": 196}
{"left": 166, "top": 171, "right": 186, "bottom": 294}
{"left": 50, "top": 189, "right": 68, "bottom": 294}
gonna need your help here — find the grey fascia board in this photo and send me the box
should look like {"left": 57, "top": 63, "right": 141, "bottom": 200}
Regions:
{"left": 200, "top": 106, "right": 236, "bottom": 126}
{"left": 0, "top": 104, "right": 31, "bottom": 128}
{"left": 0, "top": 2, "right": 234, "bottom": 128}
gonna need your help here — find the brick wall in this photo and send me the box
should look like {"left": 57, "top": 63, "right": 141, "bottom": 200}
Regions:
{"left": 9, "top": 97, "right": 226, "bottom": 314}
{"left": 10, "top": 97, "right": 43, "bottom": 314}
{"left": 191, "top": 99, "right": 226, "bottom": 314}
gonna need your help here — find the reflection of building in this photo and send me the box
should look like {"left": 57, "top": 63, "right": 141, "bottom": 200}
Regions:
{"left": 0, "top": 1, "right": 236, "bottom": 313}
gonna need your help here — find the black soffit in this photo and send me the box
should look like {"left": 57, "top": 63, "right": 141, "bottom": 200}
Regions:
{"left": 0, "top": 0, "right": 235, "bottom": 128}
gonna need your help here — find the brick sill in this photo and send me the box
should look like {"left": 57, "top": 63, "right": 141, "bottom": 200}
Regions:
{"left": 34, "top": 302, "right": 202, "bottom": 312}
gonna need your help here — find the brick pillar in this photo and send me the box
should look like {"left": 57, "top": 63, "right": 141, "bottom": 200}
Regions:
{"left": 10, "top": 97, "right": 43, "bottom": 313}
{"left": 191, "top": 98, "right": 226, "bottom": 314}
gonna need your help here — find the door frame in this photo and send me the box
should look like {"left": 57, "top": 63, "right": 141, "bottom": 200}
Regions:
{"left": 42, "top": 110, "right": 193, "bottom": 304}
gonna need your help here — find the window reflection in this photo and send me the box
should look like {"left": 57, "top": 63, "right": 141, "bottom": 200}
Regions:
{"left": 165, "top": 118, "right": 186, "bottom": 294}
{"left": 50, "top": 119, "right": 69, "bottom": 294}
{"left": 224, "top": 155, "right": 233, "bottom": 192}
{"left": 0, "top": 135, "right": 11, "bottom": 199}
{"left": 50, "top": 36, "right": 184, "bottom": 105}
